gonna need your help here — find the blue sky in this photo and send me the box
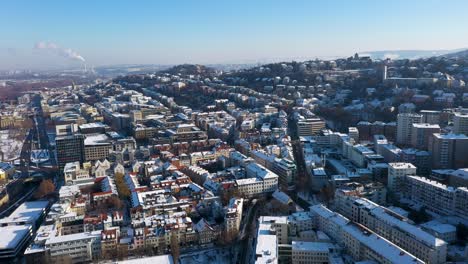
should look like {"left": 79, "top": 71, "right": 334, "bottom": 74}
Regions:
{"left": 1, "top": 0, "right": 468, "bottom": 69}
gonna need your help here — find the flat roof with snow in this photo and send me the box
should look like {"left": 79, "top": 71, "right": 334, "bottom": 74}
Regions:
{"left": 0, "top": 225, "right": 32, "bottom": 251}
{"left": 117, "top": 255, "right": 173, "bottom": 264}
{"left": 0, "top": 201, "right": 48, "bottom": 226}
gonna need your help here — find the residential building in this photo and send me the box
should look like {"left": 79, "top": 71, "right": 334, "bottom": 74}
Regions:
{"left": 453, "top": 112, "right": 468, "bottom": 135}
{"left": 310, "top": 205, "right": 424, "bottom": 264}
{"left": 428, "top": 133, "right": 468, "bottom": 169}
{"left": 387, "top": 162, "right": 416, "bottom": 194}
{"left": 396, "top": 113, "right": 422, "bottom": 146}
{"left": 406, "top": 176, "right": 468, "bottom": 221}
{"left": 411, "top": 123, "right": 440, "bottom": 150}
{"left": 334, "top": 195, "right": 447, "bottom": 264}
{"left": 291, "top": 241, "right": 336, "bottom": 264}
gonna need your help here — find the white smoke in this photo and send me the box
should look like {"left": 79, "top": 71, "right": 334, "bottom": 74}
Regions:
{"left": 35, "top": 41, "right": 85, "bottom": 62}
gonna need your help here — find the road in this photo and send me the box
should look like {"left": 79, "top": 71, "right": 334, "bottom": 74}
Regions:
{"left": 238, "top": 199, "right": 259, "bottom": 264}
{"left": 0, "top": 93, "right": 58, "bottom": 217}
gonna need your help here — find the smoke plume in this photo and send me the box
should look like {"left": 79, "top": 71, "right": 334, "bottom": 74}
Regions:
{"left": 35, "top": 41, "right": 85, "bottom": 62}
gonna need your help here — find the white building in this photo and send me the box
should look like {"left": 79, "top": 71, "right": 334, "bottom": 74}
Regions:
{"left": 0, "top": 201, "right": 49, "bottom": 231}
{"left": 45, "top": 231, "right": 101, "bottom": 263}
{"left": 309, "top": 205, "right": 424, "bottom": 264}
{"left": 64, "top": 161, "right": 91, "bottom": 184}
{"left": 334, "top": 195, "right": 447, "bottom": 264}
{"left": 396, "top": 113, "right": 422, "bottom": 146}
{"left": 407, "top": 176, "right": 468, "bottom": 221}
{"left": 0, "top": 225, "right": 33, "bottom": 259}
{"left": 225, "top": 198, "right": 243, "bottom": 238}
{"left": 348, "top": 127, "right": 359, "bottom": 143}
{"left": 387, "top": 162, "right": 416, "bottom": 194}
{"left": 253, "top": 216, "right": 289, "bottom": 264}
{"left": 453, "top": 112, "right": 468, "bottom": 135}
{"left": 237, "top": 163, "right": 278, "bottom": 197}
{"left": 291, "top": 241, "right": 336, "bottom": 264}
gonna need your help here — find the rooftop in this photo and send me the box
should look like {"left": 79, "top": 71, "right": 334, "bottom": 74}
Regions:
{"left": 45, "top": 230, "right": 101, "bottom": 245}
{"left": 388, "top": 162, "right": 416, "bottom": 169}
{"left": 433, "top": 133, "right": 468, "bottom": 140}
{"left": 255, "top": 216, "right": 280, "bottom": 264}
{"left": 421, "top": 220, "right": 457, "bottom": 234}
{"left": 0, "top": 201, "right": 48, "bottom": 226}
{"left": 117, "top": 255, "right": 174, "bottom": 264}
{"left": 291, "top": 241, "right": 335, "bottom": 252}
{"left": 343, "top": 223, "right": 423, "bottom": 264}
{"left": 0, "top": 225, "right": 32, "bottom": 250}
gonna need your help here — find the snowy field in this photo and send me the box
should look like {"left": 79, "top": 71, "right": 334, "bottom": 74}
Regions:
{"left": 0, "top": 130, "right": 25, "bottom": 161}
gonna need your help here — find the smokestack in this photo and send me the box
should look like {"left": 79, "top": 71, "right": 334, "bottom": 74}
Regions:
{"left": 383, "top": 65, "right": 387, "bottom": 81}
{"left": 84, "top": 63, "right": 87, "bottom": 73}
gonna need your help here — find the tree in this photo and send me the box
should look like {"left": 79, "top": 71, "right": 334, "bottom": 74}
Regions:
{"left": 456, "top": 223, "right": 468, "bottom": 245}
{"left": 220, "top": 187, "right": 241, "bottom": 206}
{"left": 107, "top": 196, "right": 123, "bottom": 209}
{"left": 408, "top": 207, "right": 430, "bottom": 224}
{"left": 320, "top": 185, "right": 334, "bottom": 206}
{"left": 114, "top": 172, "right": 131, "bottom": 199}
{"left": 34, "top": 179, "right": 55, "bottom": 199}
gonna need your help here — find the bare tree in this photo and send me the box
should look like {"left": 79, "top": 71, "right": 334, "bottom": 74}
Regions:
{"left": 34, "top": 179, "right": 55, "bottom": 199}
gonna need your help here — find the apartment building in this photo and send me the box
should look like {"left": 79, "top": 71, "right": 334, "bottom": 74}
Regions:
{"left": 420, "top": 110, "right": 441, "bottom": 125}
{"left": 309, "top": 205, "right": 424, "bottom": 264}
{"left": 428, "top": 133, "right": 468, "bottom": 169}
{"left": 63, "top": 161, "right": 92, "bottom": 184}
{"left": 236, "top": 163, "right": 278, "bottom": 197}
{"left": 224, "top": 198, "right": 243, "bottom": 238}
{"left": 396, "top": 113, "right": 422, "bottom": 146}
{"left": 387, "top": 162, "right": 416, "bottom": 194}
{"left": 453, "top": 112, "right": 468, "bottom": 135}
{"left": 411, "top": 123, "right": 440, "bottom": 150}
{"left": 407, "top": 176, "right": 468, "bottom": 221}
{"left": 334, "top": 195, "right": 447, "bottom": 264}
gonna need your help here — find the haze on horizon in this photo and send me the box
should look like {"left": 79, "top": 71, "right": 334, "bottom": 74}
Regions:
{"left": 1, "top": 0, "right": 468, "bottom": 70}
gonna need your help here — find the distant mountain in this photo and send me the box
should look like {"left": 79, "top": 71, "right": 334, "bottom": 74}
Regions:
{"left": 162, "top": 64, "right": 216, "bottom": 75}
{"left": 358, "top": 49, "right": 466, "bottom": 60}
{"left": 439, "top": 49, "right": 468, "bottom": 59}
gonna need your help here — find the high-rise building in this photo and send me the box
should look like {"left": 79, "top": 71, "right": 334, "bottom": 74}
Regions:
{"left": 453, "top": 112, "right": 468, "bottom": 135}
{"left": 411, "top": 123, "right": 440, "bottom": 150}
{"left": 428, "top": 133, "right": 468, "bottom": 169}
{"left": 348, "top": 127, "right": 359, "bottom": 142}
{"left": 420, "top": 110, "right": 441, "bottom": 125}
{"left": 297, "top": 118, "right": 325, "bottom": 137}
{"left": 387, "top": 162, "right": 416, "bottom": 194}
{"left": 56, "top": 134, "right": 85, "bottom": 171}
{"left": 396, "top": 113, "right": 422, "bottom": 146}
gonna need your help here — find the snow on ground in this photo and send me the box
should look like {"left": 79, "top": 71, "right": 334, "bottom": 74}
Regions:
{"left": 0, "top": 130, "right": 25, "bottom": 161}
{"left": 180, "top": 247, "right": 232, "bottom": 264}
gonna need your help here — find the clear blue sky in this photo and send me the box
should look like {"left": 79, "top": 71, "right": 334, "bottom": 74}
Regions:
{"left": 1, "top": 0, "right": 467, "bottom": 70}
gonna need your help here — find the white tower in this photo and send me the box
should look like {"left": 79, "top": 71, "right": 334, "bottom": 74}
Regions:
{"left": 383, "top": 65, "right": 388, "bottom": 81}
